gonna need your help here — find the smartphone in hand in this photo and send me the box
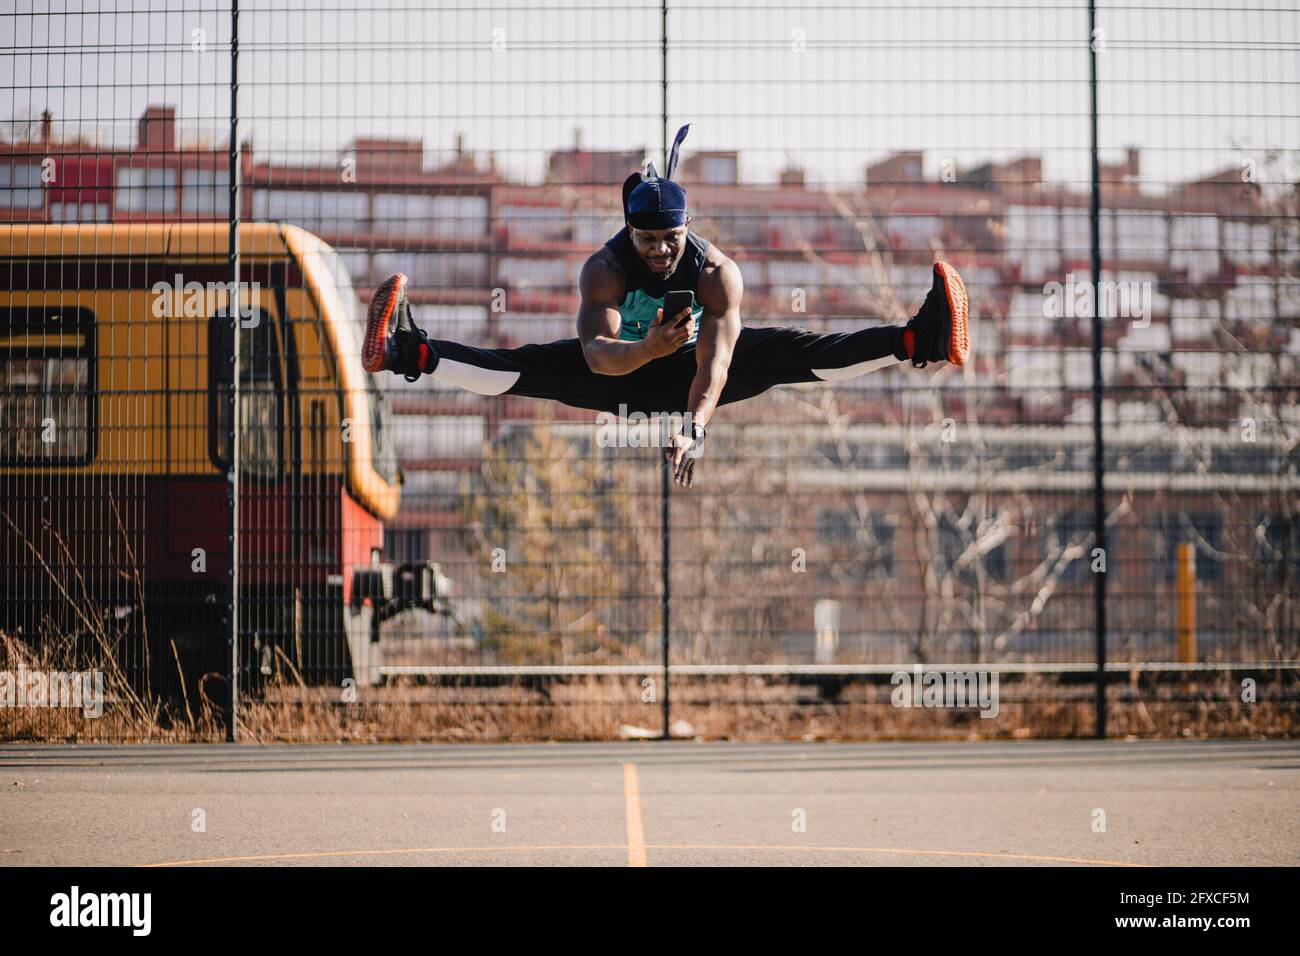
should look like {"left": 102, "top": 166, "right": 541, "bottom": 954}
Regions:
{"left": 662, "top": 290, "right": 694, "bottom": 326}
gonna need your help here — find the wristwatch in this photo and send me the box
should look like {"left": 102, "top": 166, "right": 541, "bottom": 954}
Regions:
{"left": 684, "top": 420, "right": 707, "bottom": 442}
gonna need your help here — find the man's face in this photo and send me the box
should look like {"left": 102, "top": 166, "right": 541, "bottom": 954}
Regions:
{"left": 628, "top": 220, "right": 689, "bottom": 276}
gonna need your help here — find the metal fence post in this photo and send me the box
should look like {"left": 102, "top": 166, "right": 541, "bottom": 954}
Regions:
{"left": 226, "top": 0, "right": 242, "bottom": 743}
{"left": 1087, "top": 0, "right": 1109, "bottom": 740}
{"left": 661, "top": 454, "right": 671, "bottom": 739}
{"left": 659, "top": 0, "right": 672, "bottom": 742}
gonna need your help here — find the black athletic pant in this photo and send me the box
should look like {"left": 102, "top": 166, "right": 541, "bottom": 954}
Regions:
{"left": 425, "top": 324, "right": 907, "bottom": 416}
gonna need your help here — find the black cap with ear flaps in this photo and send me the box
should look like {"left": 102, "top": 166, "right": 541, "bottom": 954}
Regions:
{"left": 621, "top": 170, "right": 650, "bottom": 217}
{"left": 622, "top": 124, "right": 691, "bottom": 230}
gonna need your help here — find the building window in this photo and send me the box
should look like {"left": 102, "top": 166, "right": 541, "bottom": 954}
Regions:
{"left": 115, "top": 166, "right": 178, "bottom": 213}
{"left": 251, "top": 189, "right": 368, "bottom": 233}
{"left": 336, "top": 248, "right": 370, "bottom": 286}
{"left": 499, "top": 203, "right": 572, "bottom": 242}
{"left": 373, "top": 251, "right": 490, "bottom": 288}
{"left": 0, "top": 307, "right": 95, "bottom": 464}
{"left": 431, "top": 194, "right": 488, "bottom": 238}
{"left": 939, "top": 512, "right": 1009, "bottom": 584}
{"left": 815, "top": 507, "right": 896, "bottom": 580}
{"left": 698, "top": 155, "right": 737, "bottom": 185}
{"left": 370, "top": 193, "right": 490, "bottom": 237}
{"left": 372, "top": 193, "right": 435, "bottom": 236}
{"left": 712, "top": 207, "right": 766, "bottom": 247}
{"left": 1258, "top": 514, "right": 1300, "bottom": 582}
{"left": 0, "top": 164, "right": 45, "bottom": 209}
{"left": 182, "top": 168, "right": 230, "bottom": 214}
{"left": 1044, "top": 510, "right": 1094, "bottom": 583}
{"left": 50, "top": 201, "right": 110, "bottom": 222}
{"left": 495, "top": 255, "right": 571, "bottom": 292}
{"left": 574, "top": 208, "right": 624, "bottom": 244}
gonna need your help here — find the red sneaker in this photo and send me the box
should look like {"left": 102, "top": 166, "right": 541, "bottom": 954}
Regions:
{"left": 363, "top": 273, "right": 436, "bottom": 381}
{"left": 906, "top": 262, "right": 970, "bottom": 367}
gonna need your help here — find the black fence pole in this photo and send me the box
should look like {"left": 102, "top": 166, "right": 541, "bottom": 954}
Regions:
{"left": 661, "top": 455, "right": 671, "bottom": 739}
{"left": 661, "top": 0, "right": 669, "bottom": 174}
{"left": 225, "top": 0, "right": 241, "bottom": 743}
{"left": 1087, "top": 0, "right": 1109, "bottom": 740}
{"left": 658, "top": 0, "right": 672, "bottom": 742}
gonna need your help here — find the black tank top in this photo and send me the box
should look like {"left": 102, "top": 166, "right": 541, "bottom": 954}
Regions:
{"left": 602, "top": 228, "right": 710, "bottom": 344}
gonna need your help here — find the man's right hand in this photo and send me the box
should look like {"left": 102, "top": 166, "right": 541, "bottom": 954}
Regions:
{"left": 643, "top": 305, "right": 695, "bottom": 359}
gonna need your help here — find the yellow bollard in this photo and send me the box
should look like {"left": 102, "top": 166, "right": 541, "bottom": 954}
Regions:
{"left": 1175, "top": 541, "right": 1197, "bottom": 663}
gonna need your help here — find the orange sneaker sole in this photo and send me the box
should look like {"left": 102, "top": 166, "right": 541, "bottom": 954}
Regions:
{"left": 934, "top": 261, "right": 969, "bottom": 366}
{"left": 363, "top": 273, "right": 407, "bottom": 373}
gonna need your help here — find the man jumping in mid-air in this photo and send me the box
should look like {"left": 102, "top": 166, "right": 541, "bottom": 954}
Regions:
{"left": 363, "top": 125, "right": 969, "bottom": 488}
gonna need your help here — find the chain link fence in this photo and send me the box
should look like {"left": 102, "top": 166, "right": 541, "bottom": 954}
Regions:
{"left": 1, "top": 1, "right": 1297, "bottom": 741}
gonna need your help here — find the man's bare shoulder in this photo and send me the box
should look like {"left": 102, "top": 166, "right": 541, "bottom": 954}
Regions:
{"left": 579, "top": 247, "right": 625, "bottom": 302}
{"left": 698, "top": 243, "right": 743, "bottom": 308}
{"left": 584, "top": 245, "right": 624, "bottom": 276}
{"left": 701, "top": 240, "right": 734, "bottom": 271}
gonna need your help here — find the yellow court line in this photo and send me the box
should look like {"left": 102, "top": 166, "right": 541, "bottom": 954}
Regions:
{"left": 623, "top": 762, "right": 647, "bottom": 868}
{"left": 143, "top": 844, "right": 1147, "bottom": 868}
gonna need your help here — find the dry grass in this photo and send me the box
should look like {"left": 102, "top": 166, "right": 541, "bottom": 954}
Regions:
{"left": 4, "top": 617, "right": 1295, "bottom": 743}
{"left": 138, "top": 671, "right": 1298, "bottom": 743}
{"left": 0, "top": 502, "right": 228, "bottom": 741}
{"left": 4, "top": 506, "right": 1294, "bottom": 743}
{"left": 0, "top": 628, "right": 226, "bottom": 741}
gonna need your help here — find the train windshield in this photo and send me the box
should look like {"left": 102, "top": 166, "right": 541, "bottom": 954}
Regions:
{"left": 318, "top": 246, "right": 400, "bottom": 485}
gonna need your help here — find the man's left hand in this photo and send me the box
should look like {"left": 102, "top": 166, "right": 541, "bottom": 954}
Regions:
{"left": 665, "top": 431, "right": 703, "bottom": 487}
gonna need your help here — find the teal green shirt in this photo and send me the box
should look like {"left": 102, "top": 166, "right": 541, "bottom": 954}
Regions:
{"left": 616, "top": 288, "right": 703, "bottom": 346}
{"left": 603, "top": 227, "right": 711, "bottom": 349}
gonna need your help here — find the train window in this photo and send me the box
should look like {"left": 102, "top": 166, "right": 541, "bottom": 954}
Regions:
{"left": 209, "top": 306, "right": 283, "bottom": 479}
{"left": 0, "top": 307, "right": 95, "bottom": 465}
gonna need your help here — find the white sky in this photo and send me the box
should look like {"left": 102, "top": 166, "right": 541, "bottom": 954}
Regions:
{"left": 2, "top": 0, "right": 1298, "bottom": 190}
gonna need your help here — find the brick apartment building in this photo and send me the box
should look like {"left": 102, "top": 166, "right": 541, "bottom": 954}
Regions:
{"left": 3, "top": 106, "right": 1296, "bottom": 660}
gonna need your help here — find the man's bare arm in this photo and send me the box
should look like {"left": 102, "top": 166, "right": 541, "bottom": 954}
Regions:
{"left": 685, "top": 256, "right": 743, "bottom": 427}
{"left": 574, "top": 254, "right": 686, "bottom": 374}
{"left": 664, "top": 256, "right": 740, "bottom": 487}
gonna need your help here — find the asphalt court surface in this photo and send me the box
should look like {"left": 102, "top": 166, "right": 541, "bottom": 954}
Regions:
{"left": 1, "top": 740, "right": 1295, "bottom": 866}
